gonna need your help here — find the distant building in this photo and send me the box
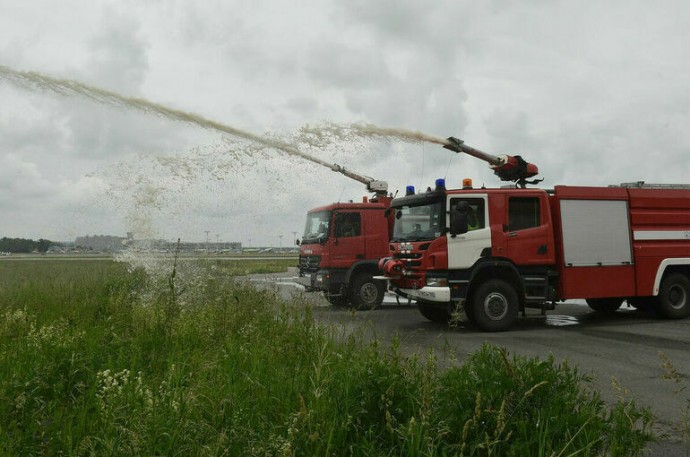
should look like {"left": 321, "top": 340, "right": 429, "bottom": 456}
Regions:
{"left": 75, "top": 234, "right": 128, "bottom": 252}
{"left": 74, "top": 234, "right": 243, "bottom": 253}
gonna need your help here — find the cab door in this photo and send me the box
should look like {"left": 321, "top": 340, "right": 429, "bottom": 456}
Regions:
{"left": 329, "top": 211, "right": 365, "bottom": 268}
{"left": 502, "top": 195, "right": 555, "bottom": 266}
{"left": 447, "top": 195, "right": 492, "bottom": 269}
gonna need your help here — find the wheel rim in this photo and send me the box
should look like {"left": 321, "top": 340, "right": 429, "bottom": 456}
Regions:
{"left": 667, "top": 285, "right": 687, "bottom": 310}
{"left": 484, "top": 292, "right": 509, "bottom": 321}
{"left": 360, "top": 283, "right": 378, "bottom": 304}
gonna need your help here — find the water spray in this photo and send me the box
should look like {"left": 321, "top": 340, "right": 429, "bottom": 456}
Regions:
{"left": 1, "top": 67, "right": 474, "bottom": 192}
{"left": 1, "top": 65, "right": 539, "bottom": 190}
{"left": 0, "top": 65, "right": 337, "bottom": 166}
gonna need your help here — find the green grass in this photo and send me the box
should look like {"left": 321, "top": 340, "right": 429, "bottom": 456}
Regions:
{"left": 658, "top": 351, "right": 690, "bottom": 453}
{"left": 201, "top": 257, "right": 296, "bottom": 276}
{"left": 0, "top": 259, "right": 654, "bottom": 456}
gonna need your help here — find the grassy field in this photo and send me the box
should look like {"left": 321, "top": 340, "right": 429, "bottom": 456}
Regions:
{"left": 0, "top": 258, "right": 655, "bottom": 456}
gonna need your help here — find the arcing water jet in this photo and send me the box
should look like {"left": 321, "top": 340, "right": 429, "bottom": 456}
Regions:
{"left": 0, "top": 65, "right": 453, "bottom": 191}
{"left": 0, "top": 65, "right": 334, "bottom": 168}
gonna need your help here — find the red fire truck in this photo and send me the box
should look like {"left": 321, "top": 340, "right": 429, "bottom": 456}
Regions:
{"left": 379, "top": 137, "right": 690, "bottom": 331}
{"left": 296, "top": 165, "right": 394, "bottom": 308}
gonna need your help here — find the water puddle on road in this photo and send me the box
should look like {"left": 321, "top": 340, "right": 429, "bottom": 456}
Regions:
{"left": 545, "top": 315, "right": 580, "bottom": 327}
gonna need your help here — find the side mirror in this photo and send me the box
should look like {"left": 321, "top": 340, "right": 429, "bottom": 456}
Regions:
{"left": 295, "top": 239, "right": 300, "bottom": 246}
{"left": 449, "top": 202, "right": 469, "bottom": 237}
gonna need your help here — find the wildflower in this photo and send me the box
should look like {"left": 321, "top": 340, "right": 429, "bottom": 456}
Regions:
{"left": 15, "top": 393, "right": 26, "bottom": 410}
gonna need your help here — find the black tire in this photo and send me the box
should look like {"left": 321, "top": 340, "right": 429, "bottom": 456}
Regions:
{"left": 417, "top": 302, "right": 451, "bottom": 323}
{"left": 471, "top": 279, "right": 519, "bottom": 332}
{"left": 586, "top": 298, "right": 623, "bottom": 313}
{"left": 351, "top": 274, "right": 385, "bottom": 310}
{"left": 656, "top": 273, "right": 690, "bottom": 319}
{"left": 463, "top": 300, "right": 476, "bottom": 327}
{"left": 326, "top": 294, "right": 349, "bottom": 307}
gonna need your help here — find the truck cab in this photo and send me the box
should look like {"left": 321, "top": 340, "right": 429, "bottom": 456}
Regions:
{"left": 380, "top": 179, "right": 558, "bottom": 330}
{"left": 297, "top": 196, "right": 393, "bottom": 308}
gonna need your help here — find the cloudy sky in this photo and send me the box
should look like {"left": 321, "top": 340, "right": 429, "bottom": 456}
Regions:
{"left": 1, "top": 1, "right": 689, "bottom": 246}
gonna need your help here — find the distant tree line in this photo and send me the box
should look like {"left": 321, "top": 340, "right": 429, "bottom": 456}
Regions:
{"left": 0, "top": 237, "right": 60, "bottom": 253}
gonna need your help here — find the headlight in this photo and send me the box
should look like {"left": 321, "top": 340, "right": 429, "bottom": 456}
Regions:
{"left": 425, "top": 276, "right": 448, "bottom": 287}
{"left": 315, "top": 274, "right": 324, "bottom": 284}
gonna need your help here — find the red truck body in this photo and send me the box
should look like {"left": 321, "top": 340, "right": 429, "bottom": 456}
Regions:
{"left": 380, "top": 180, "right": 690, "bottom": 331}
{"left": 297, "top": 195, "right": 393, "bottom": 308}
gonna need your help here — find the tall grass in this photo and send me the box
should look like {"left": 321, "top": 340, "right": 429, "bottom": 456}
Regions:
{"left": 0, "top": 259, "right": 654, "bottom": 455}
{"left": 659, "top": 351, "right": 690, "bottom": 453}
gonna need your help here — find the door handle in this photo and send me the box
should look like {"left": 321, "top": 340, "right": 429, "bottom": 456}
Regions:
{"left": 508, "top": 232, "right": 518, "bottom": 237}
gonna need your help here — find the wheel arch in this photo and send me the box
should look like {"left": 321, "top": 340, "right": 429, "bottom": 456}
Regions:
{"left": 652, "top": 259, "right": 690, "bottom": 296}
{"left": 345, "top": 260, "right": 381, "bottom": 285}
{"left": 467, "top": 259, "right": 524, "bottom": 310}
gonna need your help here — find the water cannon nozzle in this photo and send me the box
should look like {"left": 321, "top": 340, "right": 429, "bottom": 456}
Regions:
{"left": 443, "top": 136, "right": 464, "bottom": 153}
{"left": 367, "top": 180, "right": 389, "bottom": 194}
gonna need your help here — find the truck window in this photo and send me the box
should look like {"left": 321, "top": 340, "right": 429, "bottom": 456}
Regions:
{"left": 303, "top": 210, "right": 331, "bottom": 243}
{"left": 449, "top": 198, "right": 485, "bottom": 231}
{"left": 392, "top": 201, "right": 443, "bottom": 241}
{"left": 508, "top": 197, "right": 540, "bottom": 231}
{"left": 334, "top": 212, "right": 361, "bottom": 238}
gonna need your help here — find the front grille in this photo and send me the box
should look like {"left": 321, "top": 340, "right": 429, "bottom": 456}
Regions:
{"left": 393, "top": 252, "right": 422, "bottom": 260}
{"left": 299, "top": 255, "right": 321, "bottom": 272}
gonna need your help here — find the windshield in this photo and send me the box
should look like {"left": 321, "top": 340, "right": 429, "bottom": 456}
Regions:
{"left": 392, "top": 201, "right": 443, "bottom": 242}
{"left": 302, "top": 210, "right": 331, "bottom": 244}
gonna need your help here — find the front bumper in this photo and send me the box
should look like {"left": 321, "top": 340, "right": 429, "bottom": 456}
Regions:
{"left": 296, "top": 271, "right": 330, "bottom": 292}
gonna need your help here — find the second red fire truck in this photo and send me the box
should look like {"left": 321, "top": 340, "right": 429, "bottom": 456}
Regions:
{"left": 296, "top": 165, "right": 394, "bottom": 309}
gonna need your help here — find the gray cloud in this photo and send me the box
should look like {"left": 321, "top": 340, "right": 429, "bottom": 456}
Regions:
{"left": 305, "top": 42, "right": 390, "bottom": 90}
{"left": 85, "top": 9, "right": 149, "bottom": 93}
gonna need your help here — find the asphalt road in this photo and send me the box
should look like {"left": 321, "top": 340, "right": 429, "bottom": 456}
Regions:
{"left": 250, "top": 268, "right": 690, "bottom": 456}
